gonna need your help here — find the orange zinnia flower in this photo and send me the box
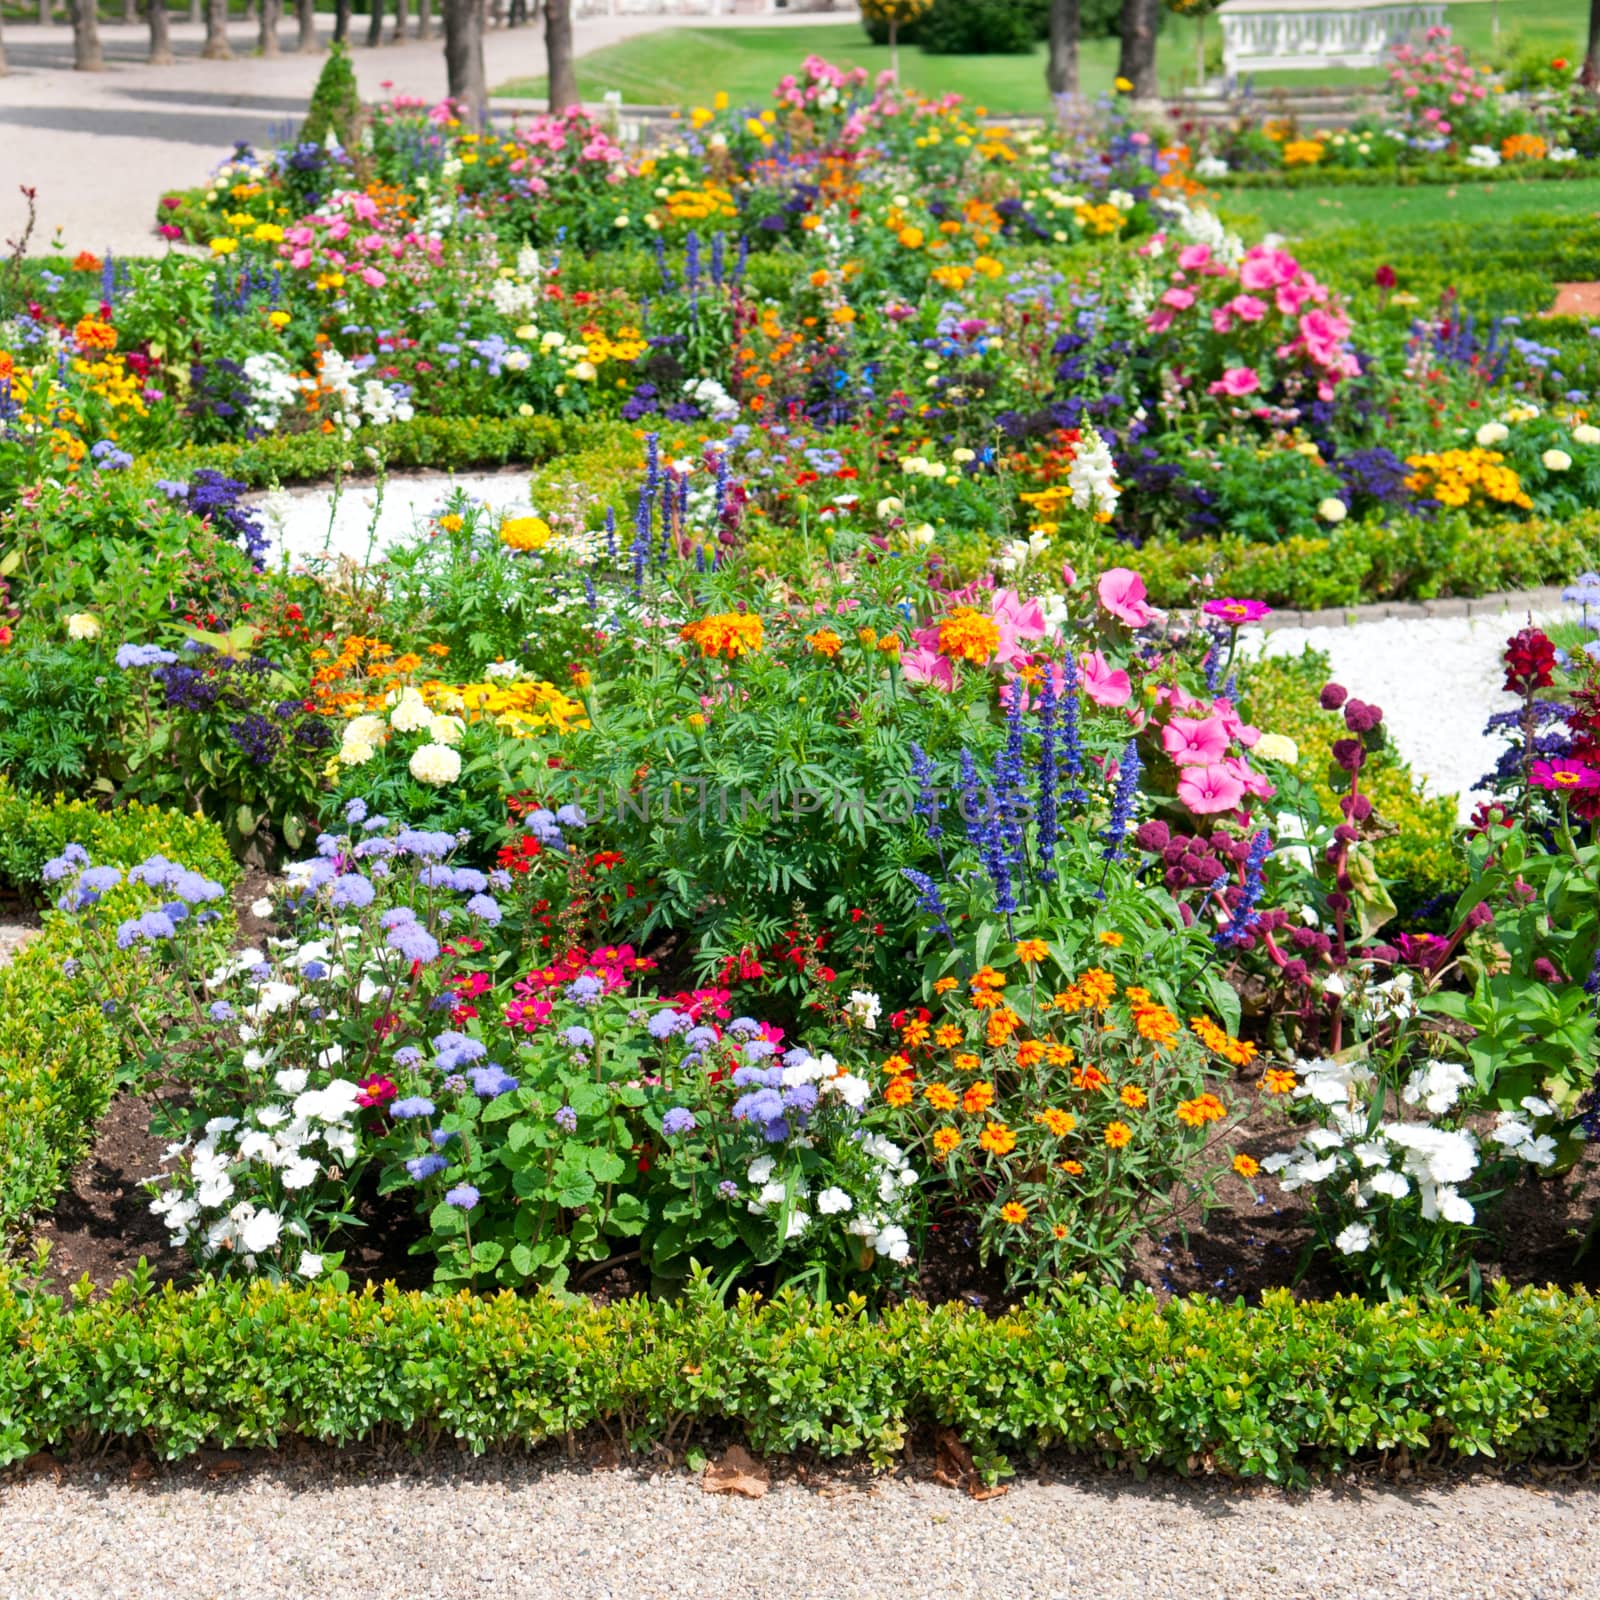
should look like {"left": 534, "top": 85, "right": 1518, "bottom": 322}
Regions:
{"left": 1014, "top": 938, "right": 1049, "bottom": 964}
{"left": 933, "top": 977, "right": 959, "bottom": 995}
{"left": 924, "top": 1083, "right": 958, "bottom": 1112}
{"left": 1059, "top": 1159, "right": 1084, "bottom": 1176}
{"left": 961, "top": 1081, "right": 995, "bottom": 1116}
{"left": 1104, "top": 1121, "right": 1133, "bottom": 1149}
{"left": 979, "top": 1121, "right": 1016, "bottom": 1156}
{"left": 952, "top": 1051, "right": 981, "bottom": 1074}
{"left": 883, "top": 1076, "right": 915, "bottom": 1108}
{"left": 1072, "top": 1065, "right": 1109, "bottom": 1092}
{"left": 934, "top": 1024, "right": 963, "bottom": 1048}
{"left": 1233, "top": 1153, "right": 1261, "bottom": 1179}
{"left": 1176, "top": 1093, "right": 1227, "bottom": 1128}
{"left": 1119, "top": 1085, "right": 1148, "bottom": 1110}
{"left": 999, "top": 1200, "right": 1028, "bottom": 1224}
{"left": 1015, "top": 1040, "right": 1046, "bottom": 1069}
{"left": 932, "top": 1127, "right": 961, "bottom": 1158}
{"left": 1033, "top": 1108, "right": 1075, "bottom": 1137}
{"left": 1262, "top": 1067, "right": 1297, "bottom": 1095}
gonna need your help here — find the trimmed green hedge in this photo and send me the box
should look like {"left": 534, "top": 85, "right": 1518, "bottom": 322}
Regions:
{"left": 0, "top": 794, "right": 237, "bottom": 1240}
{"left": 1208, "top": 161, "right": 1600, "bottom": 192}
{"left": 3, "top": 1274, "right": 1598, "bottom": 1484}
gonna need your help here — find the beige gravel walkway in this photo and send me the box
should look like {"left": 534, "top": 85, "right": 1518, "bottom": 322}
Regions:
{"left": 0, "top": 8, "right": 854, "bottom": 254}
{"left": 4, "top": 1454, "right": 1598, "bottom": 1599}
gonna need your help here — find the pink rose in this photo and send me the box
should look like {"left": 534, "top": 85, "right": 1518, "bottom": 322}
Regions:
{"left": 1178, "top": 244, "right": 1212, "bottom": 271}
{"left": 1160, "top": 287, "right": 1196, "bottom": 311}
{"left": 1228, "top": 294, "right": 1269, "bottom": 323}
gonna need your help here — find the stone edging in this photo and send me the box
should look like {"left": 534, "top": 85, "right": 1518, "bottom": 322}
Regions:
{"left": 1259, "top": 585, "right": 1569, "bottom": 632}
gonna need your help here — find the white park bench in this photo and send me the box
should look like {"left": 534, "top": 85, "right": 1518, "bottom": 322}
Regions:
{"left": 1215, "top": 0, "right": 1446, "bottom": 78}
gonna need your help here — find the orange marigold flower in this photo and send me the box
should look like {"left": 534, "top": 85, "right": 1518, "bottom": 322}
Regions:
{"left": 924, "top": 1083, "right": 959, "bottom": 1112}
{"left": 900, "top": 1018, "right": 930, "bottom": 1048}
{"left": 1054, "top": 987, "right": 1085, "bottom": 1013}
{"left": 971, "top": 966, "right": 1006, "bottom": 989}
{"left": 1104, "top": 1121, "right": 1133, "bottom": 1149}
{"left": 933, "top": 976, "right": 959, "bottom": 995}
{"left": 1262, "top": 1067, "right": 1297, "bottom": 1095}
{"left": 1133, "top": 1004, "right": 1181, "bottom": 1048}
{"left": 936, "top": 607, "right": 1001, "bottom": 665}
{"left": 878, "top": 633, "right": 902, "bottom": 657}
{"left": 952, "top": 1051, "right": 981, "bottom": 1074}
{"left": 932, "top": 1127, "right": 961, "bottom": 1158}
{"left": 883, "top": 1076, "right": 915, "bottom": 1109}
{"left": 1033, "top": 1108, "right": 1076, "bottom": 1137}
{"left": 934, "top": 1024, "right": 963, "bottom": 1048}
{"left": 1233, "top": 1153, "right": 1261, "bottom": 1179}
{"left": 1015, "top": 1040, "right": 1046, "bottom": 1069}
{"left": 1076, "top": 969, "right": 1116, "bottom": 1008}
{"left": 999, "top": 1200, "right": 1029, "bottom": 1224}
{"left": 881, "top": 1053, "right": 912, "bottom": 1077}
{"left": 806, "top": 628, "right": 843, "bottom": 658}
{"left": 1123, "top": 986, "right": 1152, "bottom": 1007}
{"left": 679, "top": 612, "right": 764, "bottom": 660}
{"left": 1098, "top": 930, "right": 1125, "bottom": 947}
{"left": 1176, "top": 1093, "right": 1227, "bottom": 1128}
{"left": 1014, "top": 938, "right": 1049, "bottom": 964}
{"left": 979, "top": 1121, "right": 1017, "bottom": 1156}
{"left": 970, "top": 988, "right": 1003, "bottom": 1010}
{"left": 961, "top": 1081, "right": 995, "bottom": 1116}
{"left": 1120, "top": 1085, "right": 1148, "bottom": 1110}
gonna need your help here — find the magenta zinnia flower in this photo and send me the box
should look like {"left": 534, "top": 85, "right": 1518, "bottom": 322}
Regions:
{"left": 1530, "top": 759, "right": 1600, "bottom": 793}
{"left": 1203, "top": 597, "right": 1272, "bottom": 627}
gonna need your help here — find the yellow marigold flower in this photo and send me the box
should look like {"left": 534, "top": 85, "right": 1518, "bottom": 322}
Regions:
{"left": 1262, "top": 1067, "right": 1297, "bottom": 1095}
{"left": 499, "top": 516, "right": 552, "bottom": 552}
{"left": 952, "top": 1051, "right": 981, "bottom": 1074}
{"left": 1104, "top": 1120, "right": 1133, "bottom": 1149}
{"left": 936, "top": 606, "right": 1001, "bottom": 665}
{"left": 1014, "top": 938, "right": 1049, "bottom": 964}
{"left": 1120, "top": 1085, "right": 1147, "bottom": 1110}
{"left": 924, "top": 1083, "right": 959, "bottom": 1113}
{"left": 932, "top": 1126, "right": 962, "bottom": 1158}
{"left": 999, "top": 1200, "right": 1029, "bottom": 1224}
{"left": 209, "top": 237, "right": 238, "bottom": 255}
{"left": 979, "top": 1122, "right": 1017, "bottom": 1156}
{"left": 1176, "top": 1093, "right": 1227, "bottom": 1128}
{"left": 680, "top": 611, "right": 764, "bottom": 660}
{"left": 1033, "top": 1107, "right": 1075, "bottom": 1137}
{"left": 832, "top": 305, "right": 857, "bottom": 325}
{"left": 687, "top": 712, "right": 707, "bottom": 730}
{"left": 1233, "top": 1153, "right": 1261, "bottom": 1179}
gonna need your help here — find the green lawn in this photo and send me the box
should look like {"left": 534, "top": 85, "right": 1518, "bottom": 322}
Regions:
{"left": 494, "top": 0, "right": 1589, "bottom": 110}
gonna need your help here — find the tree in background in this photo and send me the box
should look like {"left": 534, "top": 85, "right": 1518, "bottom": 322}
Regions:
{"left": 1118, "top": 0, "right": 1159, "bottom": 97}
{"left": 295, "top": 0, "right": 319, "bottom": 52}
{"left": 443, "top": 0, "right": 487, "bottom": 124}
{"left": 1584, "top": 0, "right": 1600, "bottom": 90}
{"left": 859, "top": 0, "right": 934, "bottom": 81}
{"left": 202, "top": 0, "right": 231, "bottom": 59}
{"left": 546, "top": 0, "right": 579, "bottom": 110}
{"left": 1047, "top": 0, "right": 1079, "bottom": 96}
{"left": 258, "top": 0, "right": 282, "bottom": 56}
{"left": 301, "top": 41, "right": 364, "bottom": 146}
{"left": 69, "top": 0, "right": 103, "bottom": 69}
{"left": 146, "top": 0, "right": 175, "bottom": 62}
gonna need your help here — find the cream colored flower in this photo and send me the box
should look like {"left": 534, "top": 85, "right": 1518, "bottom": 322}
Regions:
{"left": 426, "top": 713, "right": 465, "bottom": 747}
{"left": 388, "top": 689, "right": 433, "bottom": 733}
{"left": 1542, "top": 448, "right": 1572, "bottom": 472}
{"left": 1253, "top": 733, "right": 1300, "bottom": 765}
{"left": 1573, "top": 423, "right": 1600, "bottom": 446}
{"left": 66, "top": 612, "right": 102, "bottom": 640}
{"left": 1316, "top": 497, "right": 1347, "bottom": 524}
{"left": 1474, "top": 421, "right": 1509, "bottom": 448}
{"left": 409, "top": 743, "right": 461, "bottom": 786}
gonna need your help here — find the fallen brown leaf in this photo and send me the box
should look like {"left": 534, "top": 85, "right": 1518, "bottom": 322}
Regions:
{"left": 702, "top": 1444, "right": 770, "bottom": 1499}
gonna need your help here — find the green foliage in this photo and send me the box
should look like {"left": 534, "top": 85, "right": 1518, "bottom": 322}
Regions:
{"left": 1239, "top": 653, "right": 1465, "bottom": 917}
{"left": 0, "top": 642, "right": 125, "bottom": 795}
{"left": 0, "top": 778, "right": 238, "bottom": 895}
{"left": 299, "top": 43, "right": 364, "bottom": 153}
{"left": 4, "top": 1273, "right": 1600, "bottom": 1485}
{"left": 917, "top": 0, "right": 1045, "bottom": 54}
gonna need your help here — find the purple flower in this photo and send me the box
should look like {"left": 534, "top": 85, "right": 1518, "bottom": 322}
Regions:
{"left": 566, "top": 974, "right": 604, "bottom": 1006}
{"left": 431, "top": 1128, "right": 458, "bottom": 1148}
{"left": 466, "top": 1064, "right": 518, "bottom": 1098}
{"left": 407, "top": 1153, "right": 448, "bottom": 1181}
{"left": 554, "top": 1105, "right": 578, "bottom": 1132}
{"left": 661, "top": 1107, "right": 697, "bottom": 1135}
{"left": 345, "top": 798, "right": 369, "bottom": 824}
{"left": 561, "top": 1025, "right": 595, "bottom": 1049}
{"left": 647, "top": 1009, "right": 688, "bottom": 1039}
{"left": 380, "top": 906, "right": 418, "bottom": 929}
{"left": 465, "top": 894, "right": 502, "bottom": 926}
{"left": 433, "top": 1031, "right": 487, "bottom": 1071}
{"left": 392, "top": 1096, "right": 436, "bottom": 1119}
{"left": 208, "top": 1000, "right": 235, "bottom": 1022}
{"left": 329, "top": 873, "right": 376, "bottom": 910}
{"left": 451, "top": 867, "right": 488, "bottom": 894}
{"left": 387, "top": 924, "right": 440, "bottom": 964}
{"left": 393, "top": 1045, "right": 423, "bottom": 1069}
{"left": 444, "top": 1183, "right": 479, "bottom": 1210}
{"left": 717, "top": 1179, "right": 740, "bottom": 1199}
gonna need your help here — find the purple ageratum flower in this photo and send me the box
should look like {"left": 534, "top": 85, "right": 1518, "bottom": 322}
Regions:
{"left": 380, "top": 906, "right": 418, "bottom": 929}
{"left": 444, "top": 1183, "right": 480, "bottom": 1210}
{"left": 451, "top": 868, "right": 488, "bottom": 894}
{"left": 115, "top": 910, "right": 178, "bottom": 949}
{"left": 392, "top": 1096, "right": 436, "bottom": 1119}
{"left": 57, "top": 864, "right": 124, "bottom": 912}
{"left": 647, "top": 1009, "right": 688, "bottom": 1039}
{"left": 684, "top": 1025, "right": 719, "bottom": 1051}
{"left": 114, "top": 643, "right": 177, "bottom": 670}
{"left": 415, "top": 865, "right": 458, "bottom": 890}
{"left": 566, "top": 974, "right": 604, "bottom": 1006}
{"left": 387, "top": 924, "right": 440, "bottom": 964}
{"left": 743, "top": 1039, "right": 777, "bottom": 1063}
{"left": 717, "top": 1180, "right": 740, "bottom": 1199}
{"left": 395, "top": 829, "right": 456, "bottom": 860}
{"left": 431, "top": 1128, "right": 458, "bottom": 1148}
{"left": 345, "top": 798, "right": 369, "bottom": 825}
{"left": 41, "top": 844, "right": 90, "bottom": 882}
{"left": 362, "top": 814, "right": 391, "bottom": 833}
{"left": 208, "top": 1000, "right": 235, "bottom": 1022}
{"left": 554, "top": 1105, "right": 579, "bottom": 1133}
{"left": 727, "top": 1017, "right": 761, "bottom": 1039}
{"left": 406, "top": 1153, "right": 448, "bottom": 1181}
{"left": 488, "top": 869, "right": 512, "bottom": 892}
{"left": 329, "top": 873, "right": 376, "bottom": 910}
{"left": 171, "top": 870, "right": 225, "bottom": 905}
{"left": 661, "top": 1107, "right": 697, "bottom": 1135}
{"left": 561, "top": 1025, "right": 596, "bottom": 1050}
{"left": 554, "top": 804, "right": 588, "bottom": 829}
{"left": 465, "top": 894, "right": 502, "bottom": 926}
{"left": 466, "top": 1064, "right": 518, "bottom": 1098}
{"left": 128, "top": 854, "right": 180, "bottom": 889}
{"left": 393, "top": 1045, "right": 423, "bottom": 1069}
{"left": 732, "top": 1087, "right": 785, "bottom": 1126}
{"left": 301, "top": 960, "right": 329, "bottom": 982}
{"left": 432, "top": 1031, "right": 487, "bottom": 1071}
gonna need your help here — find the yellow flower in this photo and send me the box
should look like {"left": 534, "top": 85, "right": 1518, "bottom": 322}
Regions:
{"left": 1176, "top": 1093, "right": 1227, "bottom": 1129}
{"left": 979, "top": 1122, "right": 1017, "bottom": 1156}
{"left": 267, "top": 310, "right": 291, "bottom": 329}
{"left": 932, "top": 1127, "right": 961, "bottom": 1158}
{"left": 1262, "top": 1067, "right": 1297, "bottom": 1096}
{"left": 999, "top": 1200, "right": 1029, "bottom": 1225}
{"left": 680, "top": 612, "right": 764, "bottom": 660}
{"left": 1014, "top": 938, "right": 1049, "bottom": 964}
{"left": 1119, "top": 1085, "right": 1147, "bottom": 1110}
{"left": 499, "top": 516, "right": 552, "bottom": 552}
{"left": 1104, "top": 1121, "right": 1133, "bottom": 1149}
{"left": 1113, "top": 75, "right": 1133, "bottom": 92}
{"left": 1233, "top": 1153, "right": 1261, "bottom": 1179}
{"left": 1097, "top": 930, "right": 1124, "bottom": 948}
{"left": 209, "top": 237, "right": 239, "bottom": 255}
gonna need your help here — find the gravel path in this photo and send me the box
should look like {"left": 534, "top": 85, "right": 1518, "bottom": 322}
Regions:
{"left": 4, "top": 1455, "right": 1597, "bottom": 1599}
{"left": 0, "top": 922, "right": 36, "bottom": 966}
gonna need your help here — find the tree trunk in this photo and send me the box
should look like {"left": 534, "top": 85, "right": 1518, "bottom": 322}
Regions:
{"left": 188, "top": 0, "right": 200, "bottom": 25}
{"left": 392, "top": 0, "right": 406, "bottom": 41}
{"left": 1584, "top": 0, "right": 1600, "bottom": 91}
{"left": 0, "top": 10, "right": 7, "bottom": 76}
{"left": 71, "top": 0, "right": 105, "bottom": 69}
{"left": 146, "top": 0, "right": 175, "bottom": 61}
{"left": 1046, "top": 0, "right": 1078, "bottom": 98}
{"left": 37, "top": 0, "right": 49, "bottom": 26}
{"left": 257, "top": 0, "right": 278, "bottom": 51}
{"left": 295, "top": 0, "right": 316, "bottom": 48}
{"left": 1117, "top": 0, "right": 1158, "bottom": 100}
{"left": 202, "top": 0, "right": 232, "bottom": 57}
{"left": 888, "top": 17, "right": 898, "bottom": 82}
{"left": 333, "top": 0, "right": 350, "bottom": 40}
{"left": 415, "top": 0, "right": 431, "bottom": 40}
{"left": 545, "top": 0, "right": 577, "bottom": 110}
{"left": 123, "top": 0, "right": 138, "bottom": 27}
{"left": 442, "top": 0, "right": 486, "bottom": 123}
{"left": 366, "top": 0, "right": 384, "bottom": 46}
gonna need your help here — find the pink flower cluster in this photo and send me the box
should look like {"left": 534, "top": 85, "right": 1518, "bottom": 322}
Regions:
{"left": 1387, "top": 29, "right": 1489, "bottom": 138}
{"left": 281, "top": 190, "right": 444, "bottom": 285}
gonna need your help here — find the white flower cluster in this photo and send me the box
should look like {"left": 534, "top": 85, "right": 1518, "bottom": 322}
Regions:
{"left": 1067, "top": 424, "right": 1120, "bottom": 519}
{"left": 743, "top": 1131, "right": 915, "bottom": 1265}
{"left": 993, "top": 530, "right": 1054, "bottom": 576}
{"left": 149, "top": 1067, "right": 358, "bottom": 1277}
{"left": 241, "top": 352, "right": 303, "bottom": 432}
{"left": 305, "top": 347, "right": 415, "bottom": 431}
{"left": 1264, "top": 1058, "right": 1561, "bottom": 1257}
{"left": 338, "top": 686, "right": 464, "bottom": 782}
{"left": 1464, "top": 144, "right": 1501, "bottom": 169}
{"left": 683, "top": 376, "right": 739, "bottom": 422}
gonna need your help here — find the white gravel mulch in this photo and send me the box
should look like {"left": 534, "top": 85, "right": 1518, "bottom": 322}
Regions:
{"left": 4, "top": 1455, "right": 1598, "bottom": 1600}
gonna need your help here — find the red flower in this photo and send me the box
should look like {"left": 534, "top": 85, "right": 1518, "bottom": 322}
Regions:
{"left": 357, "top": 1074, "right": 398, "bottom": 1110}
{"left": 1504, "top": 627, "right": 1556, "bottom": 694}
